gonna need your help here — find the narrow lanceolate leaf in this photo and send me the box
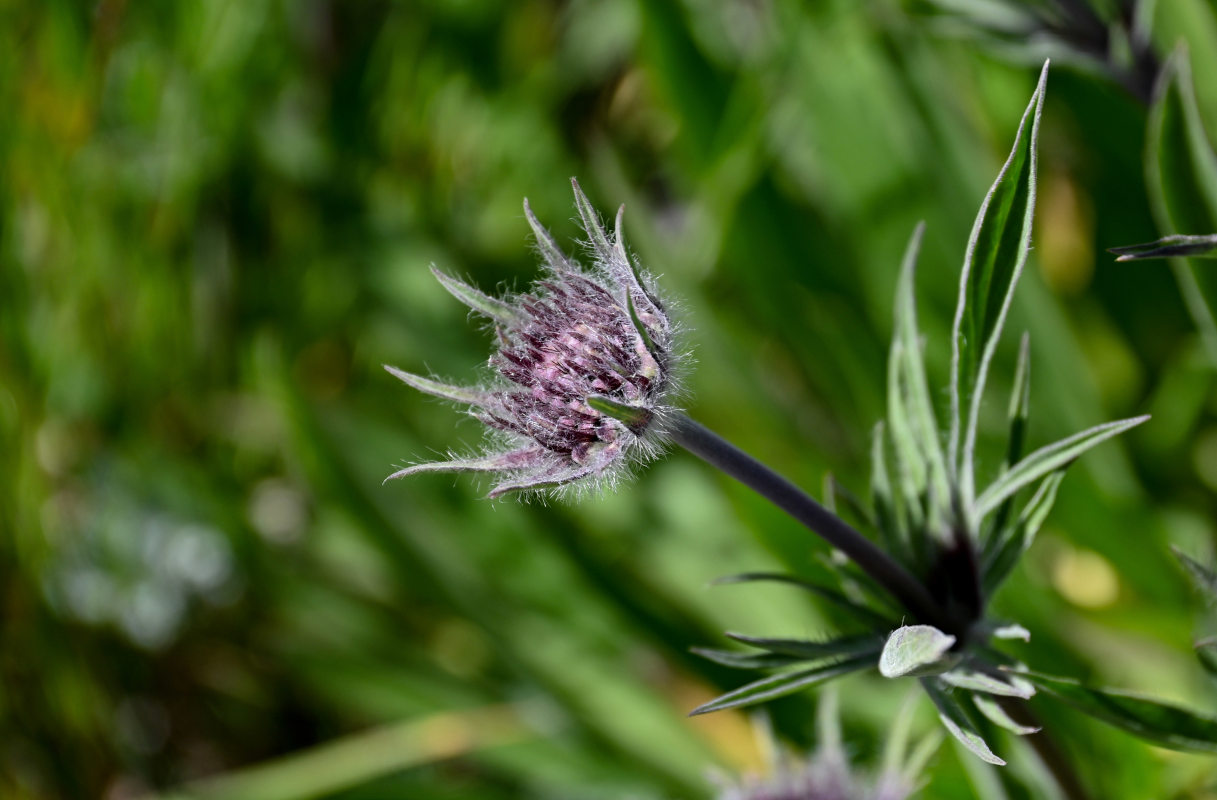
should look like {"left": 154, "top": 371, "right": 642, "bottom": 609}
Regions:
{"left": 1145, "top": 46, "right": 1217, "bottom": 364}
{"left": 972, "top": 694, "right": 1040, "bottom": 735}
{"left": 1110, "top": 234, "right": 1217, "bottom": 261}
{"left": 879, "top": 625, "right": 958, "bottom": 678}
{"left": 887, "top": 341, "right": 928, "bottom": 532}
{"left": 1173, "top": 546, "right": 1217, "bottom": 600}
{"left": 987, "top": 332, "right": 1032, "bottom": 539}
{"left": 612, "top": 205, "right": 664, "bottom": 316}
{"left": 711, "top": 572, "right": 894, "bottom": 628}
{"left": 383, "top": 365, "right": 492, "bottom": 407}
{"left": 585, "top": 394, "right": 651, "bottom": 434}
{"left": 892, "top": 222, "right": 952, "bottom": 525}
{"left": 974, "top": 415, "right": 1148, "bottom": 520}
{"left": 689, "top": 647, "right": 807, "bottom": 670}
{"left": 871, "top": 422, "right": 908, "bottom": 560}
{"left": 725, "top": 632, "right": 885, "bottom": 661}
{"left": 940, "top": 669, "right": 1034, "bottom": 699}
{"left": 1018, "top": 670, "right": 1217, "bottom": 753}
{"left": 982, "top": 471, "right": 1064, "bottom": 595}
{"left": 949, "top": 61, "right": 1049, "bottom": 506}
{"left": 923, "top": 679, "right": 1005, "bottom": 765}
{"left": 688, "top": 654, "right": 873, "bottom": 716}
{"left": 625, "top": 292, "right": 660, "bottom": 365}
{"left": 429, "top": 267, "right": 522, "bottom": 325}
{"left": 523, "top": 198, "right": 574, "bottom": 271}
{"left": 571, "top": 177, "right": 614, "bottom": 263}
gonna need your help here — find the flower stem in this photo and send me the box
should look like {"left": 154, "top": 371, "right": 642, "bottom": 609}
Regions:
{"left": 670, "top": 415, "right": 950, "bottom": 631}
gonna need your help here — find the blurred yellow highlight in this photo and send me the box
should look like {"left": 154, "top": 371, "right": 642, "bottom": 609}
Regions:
{"left": 1051, "top": 545, "right": 1120, "bottom": 608}
{"left": 1038, "top": 172, "right": 1094, "bottom": 295}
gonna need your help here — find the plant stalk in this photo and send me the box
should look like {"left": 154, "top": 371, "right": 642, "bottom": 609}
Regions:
{"left": 670, "top": 415, "right": 951, "bottom": 631}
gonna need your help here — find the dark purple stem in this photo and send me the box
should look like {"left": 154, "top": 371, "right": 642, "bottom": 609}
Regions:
{"left": 670, "top": 415, "right": 951, "bottom": 631}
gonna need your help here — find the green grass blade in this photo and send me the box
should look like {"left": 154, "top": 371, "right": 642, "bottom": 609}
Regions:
{"left": 1019, "top": 670, "right": 1217, "bottom": 753}
{"left": 949, "top": 61, "right": 1049, "bottom": 508}
{"left": 974, "top": 415, "right": 1148, "bottom": 521}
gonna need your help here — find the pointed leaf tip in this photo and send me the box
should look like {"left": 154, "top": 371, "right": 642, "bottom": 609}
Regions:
{"left": 523, "top": 197, "right": 574, "bottom": 271}
{"left": 384, "top": 364, "right": 490, "bottom": 406}
{"left": 1019, "top": 669, "right": 1217, "bottom": 753}
{"left": 949, "top": 61, "right": 1048, "bottom": 506}
{"left": 924, "top": 680, "right": 1006, "bottom": 765}
{"left": 974, "top": 414, "right": 1148, "bottom": 520}
{"left": 1108, "top": 234, "right": 1217, "bottom": 261}
{"left": 570, "top": 177, "right": 613, "bottom": 261}
{"left": 429, "top": 267, "right": 522, "bottom": 325}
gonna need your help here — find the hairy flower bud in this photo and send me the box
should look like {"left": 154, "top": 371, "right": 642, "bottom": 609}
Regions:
{"left": 385, "top": 178, "right": 679, "bottom": 498}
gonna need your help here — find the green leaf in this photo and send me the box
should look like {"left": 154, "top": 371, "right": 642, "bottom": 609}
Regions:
{"left": 689, "top": 647, "right": 807, "bottom": 670}
{"left": 949, "top": 61, "right": 1049, "bottom": 507}
{"left": 973, "top": 415, "right": 1148, "bottom": 521}
{"left": 940, "top": 669, "right": 1034, "bottom": 699}
{"left": 986, "top": 332, "right": 1031, "bottom": 540}
{"left": 879, "top": 625, "right": 959, "bottom": 678}
{"left": 711, "top": 572, "right": 894, "bottom": 627}
{"left": 1019, "top": 670, "right": 1217, "bottom": 753}
{"left": 429, "top": 267, "right": 522, "bottom": 325}
{"left": 585, "top": 394, "right": 651, "bottom": 434}
{"left": 725, "top": 632, "right": 885, "bottom": 661}
{"left": 870, "top": 422, "right": 909, "bottom": 562}
{"left": 971, "top": 694, "right": 1040, "bottom": 735}
{"left": 687, "top": 655, "right": 874, "bottom": 716}
{"left": 1145, "top": 46, "right": 1217, "bottom": 364}
{"left": 923, "top": 679, "right": 1006, "bottom": 765}
{"left": 887, "top": 339, "right": 928, "bottom": 532}
{"left": 890, "top": 222, "right": 951, "bottom": 528}
{"left": 1110, "top": 234, "right": 1217, "bottom": 261}
{"left": 982, "top": 471, "right": 1064, "bottom": 595}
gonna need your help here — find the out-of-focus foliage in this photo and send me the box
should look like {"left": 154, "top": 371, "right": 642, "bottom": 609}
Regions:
{"left": 3, "top": 1, "right": 1217, "bottom": 798}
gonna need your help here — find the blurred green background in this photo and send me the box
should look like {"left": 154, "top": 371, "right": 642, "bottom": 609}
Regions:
{"left": 5, "top": 0, "right": 1217, "bottom": 797}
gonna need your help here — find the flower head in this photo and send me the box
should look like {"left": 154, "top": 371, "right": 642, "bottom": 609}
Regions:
{"left": 385, "top": 178, "right": 678, "bottom": 498}
{"left": 712, "top": 693, "right": 931, "bottom": 800}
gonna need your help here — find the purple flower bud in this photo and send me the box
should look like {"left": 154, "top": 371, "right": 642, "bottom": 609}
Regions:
{"left": 385, "top": 179, "right": 680, "bottom": 499}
